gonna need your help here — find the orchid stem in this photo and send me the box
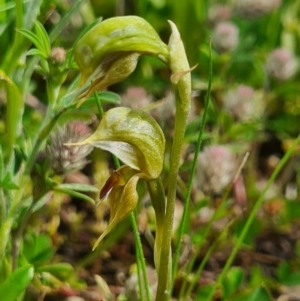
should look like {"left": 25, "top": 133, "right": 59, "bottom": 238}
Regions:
{"left": 155, "top": 94, "right": 189, "bottom": 301}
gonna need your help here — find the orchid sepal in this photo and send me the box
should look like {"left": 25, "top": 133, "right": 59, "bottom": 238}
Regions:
{"left": 74, "top": 16, "right": 170, "bottom": 101}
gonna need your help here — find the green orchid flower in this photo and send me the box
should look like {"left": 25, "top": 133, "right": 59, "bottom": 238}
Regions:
{"left": 67, "top": 107, "right": 165, "bottom": 249}
{"left": 74, "top": 16, "right": 170, "bottom": 102}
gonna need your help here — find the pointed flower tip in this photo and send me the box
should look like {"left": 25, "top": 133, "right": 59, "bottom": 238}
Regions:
{"left": 168, "top": 20, "right": 181, "bottom": 41}
{"left": 92, "top": 238, "right": 101, "bottom": 251}
{"left": 92, "top": 240, "right": 100, "bottom": 251}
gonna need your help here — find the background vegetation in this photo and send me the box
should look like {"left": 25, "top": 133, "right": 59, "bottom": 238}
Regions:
{"left": 0, "top": 0, "right": 300, "bottom": 300}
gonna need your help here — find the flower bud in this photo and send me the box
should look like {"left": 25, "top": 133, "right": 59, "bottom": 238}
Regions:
{"left": 50, "top": 47, "right": 66, "bottom": 65}
{"left": 196, "top": 145, "right": 237, "bottom": 196}
{"left": 47, "top": 121, "right": 93, "bottom": 175}
{"left": 234, "top": 0, "right": 281, "bottom": 19}
{"left": 223, "top": 85, "right": 264, "bottom": 122}
{"left": 265, "top": 48, "right": 298, "bottom": 81}
{"left": 212, "top": 22, "right": 239, "bottom": 53}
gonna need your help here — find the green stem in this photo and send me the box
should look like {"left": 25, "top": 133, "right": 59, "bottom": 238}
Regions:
{"left": 130, "top": 212, "right": 151, "bottom": 301}
{"left": 147, "top": 178, "right": 165, "bottom": 230}
{"left": 205, "top": 133, "right": 300, "bottom": 301}
{"left": 155, "top": 97, "right": 189, "bottom": 301}
{"left": 147, "top": 178, "right": 166, "bottom": 272}
{"left": 12, "top": 202, "right": 36, "bottom": 270}
{"left": 155, "top": 21, "right": 191, "bottom": 301}
{"left": 46, "top": 81, "right": 61, "bottom": 107}
{"left": 0, "top": 218, "right": 14, "bottom": 262}
{"left": 0, "top": 175, "right": 28, "bottom": 261}
{"left": 173, "top": 40, "right": 212, "bottom": 283}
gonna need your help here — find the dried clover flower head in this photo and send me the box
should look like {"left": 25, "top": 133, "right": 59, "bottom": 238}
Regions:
{"left": 208, "top": 5, "right": 232, "bottom": 26}
{"left": 50, "top": 47, "right": 66, "bottom": 64}
{"left": 223, "top": 85, "right": 264, "bottom": 122}
{"left": 266, "top": 48, "right": 298, "bottom": 81}
{"left": 234, "top": 0, "right": 281, "bottom": 19}
{"left": 196, "top": 145, "right": 237, "bottom": 196}
{"left": 47, "top": 121, "right": 93, "bottom": 175}
{"left": 212, "top": 22, "right": 239, "bottom": 53}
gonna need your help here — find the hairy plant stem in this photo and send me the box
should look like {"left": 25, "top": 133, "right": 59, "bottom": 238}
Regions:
{"left": 173, "top": 41, "right": 212, "bottom": 285}
{"left": 155, "top": 97, "right": 189, "bottom": 301}
{"left": 205, "top": 133, "right": 300, "bottom": 301}
{"left": 147, "top": 178, "right": 166, "bottom": 272}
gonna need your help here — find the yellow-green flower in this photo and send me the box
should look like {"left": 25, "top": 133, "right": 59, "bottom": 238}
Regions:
{"left": 74, "top": 16, "right": 170, "bottom": 101}
{"left": 67, "top": 107, "right": 165, "bottom": 249}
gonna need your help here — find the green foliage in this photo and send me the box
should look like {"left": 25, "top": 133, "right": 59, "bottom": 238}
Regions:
{"left": 1, "top": 0, "right": 300, "bottom": 300}
{"left": 18, "top": 21, "right": 51, "bottom": 59}
{"left": 247, "top": 287, "right": 272, "bottom": 301}
{"left": 0, "top": 265, "right": 34, "bottom": 301}
{"left": 23, "top": 233, "right": 54, "bottom": 264}
{"left": 222, "top": 267, "right": 245, "bottom": 298}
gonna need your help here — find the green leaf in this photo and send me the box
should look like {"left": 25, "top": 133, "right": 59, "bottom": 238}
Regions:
{"left": 66, "top": 91, "right": 120, "bottom": 110}
{"left": 93, "top": 91, "right": 121, "bottom": 104}
{"left": 58, "top": 183, "right": 99, "bottom": 193}
{"left": 17, "top": 28, "right": 43, "bottom": 51}
{"left": 32, "top": 193, "right": 51, "bottom": 213}
{"left": 36, "top": 263, "right": 73, "bottom": 280}
{"left": 49, "top": 0, "right": 87, "bottom": 43}
{"left": 0, "top": 69, "right": 22, "bottom": 162}
{"left": 23, "top": 234, "right": 53, "bottom": 264}
{"left": 0, "top": 146, "right": 3, "bottom": 179}
{"left": 277, "top": 261, "right": 290, "bottom": 283}
{"left": 54, "top": 186, "right": 95, "bottom": 204}
{"left": 23, "top": 0, "right": 43, "bottom": 31}
{"left": 223, "top": 267, "right": 244, "bottom": 298}
{"left": 0, "top": 0, "right": 32, "bottom": 13}
{"left": 277, "top": 261, "right": 300, "bottom": 286}
{"left": 247, "top": 287, "right": 272, "bottom": 301}
{"left": 1, "top": 173, "right": 19, "bottom": 190}
{"left": 0, "top": 265, "right": 34, "bottom": 301}
{"left": 34, "top": 21, "right": 51, "bottom": 57}
{"left": 27, "top": 48, "right": 47, "bottom": 58}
